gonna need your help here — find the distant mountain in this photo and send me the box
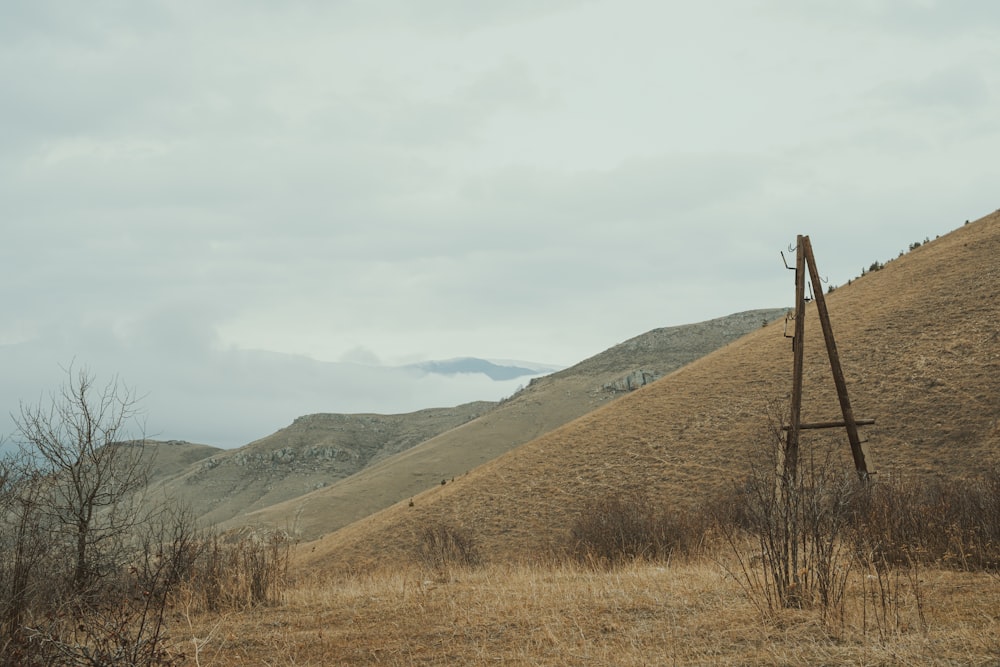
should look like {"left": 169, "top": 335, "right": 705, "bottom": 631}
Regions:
{"left": 408, "top": 357, "right": 563, "bottom": 381}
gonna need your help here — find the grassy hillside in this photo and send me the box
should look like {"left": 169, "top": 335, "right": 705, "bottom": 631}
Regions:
{"left": 233, "top": 308, "right": 786, "bottom": 537}
{"left": 148, "top": 403, "right": 493, "bottom": 527}
{"left": 140, "top": 439, "right": 222, "bottom": 484}
{"left": 302, "top": 213, "right": 1000, "bottom": 573}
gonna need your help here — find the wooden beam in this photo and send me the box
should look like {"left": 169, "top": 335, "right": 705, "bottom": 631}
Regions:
{"left": 782, "top": 419, "right": 876, "bottom": 431}
{"left": 784, "top": 235, "right": 807, "bottom": 484}
{"left": 802, "top": 236, "right": 870, "bottom": 478}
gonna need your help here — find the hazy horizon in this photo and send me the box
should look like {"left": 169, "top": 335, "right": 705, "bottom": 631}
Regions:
{"left": 4, "top": 1, "right": 997, "bottom": 448}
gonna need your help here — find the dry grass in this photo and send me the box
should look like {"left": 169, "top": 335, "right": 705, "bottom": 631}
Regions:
{"left": 173, "top": 558, "right": 1000, "bottom": 666}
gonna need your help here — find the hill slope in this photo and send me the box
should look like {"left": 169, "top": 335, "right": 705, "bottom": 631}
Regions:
{"left": 149, "top": 403, "right": 494, "bottom": 526}
{"left": 234, "top": 308, "right": 787, "bottom": 536}
{"left": 302, "top": 213, "right": 1000, "bottom": 572}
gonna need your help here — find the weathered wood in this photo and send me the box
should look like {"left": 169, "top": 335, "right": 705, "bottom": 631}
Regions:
{"left": 801, "top": 236, "right": 870, "bottom": 478}
{"left": 782, "top": 419, "right": 876, "bottom": 431}
{"left": 784, "top": 235, "right": 807, "bottom": 484}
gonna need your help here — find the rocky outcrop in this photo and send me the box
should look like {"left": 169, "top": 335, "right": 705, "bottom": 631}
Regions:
{"left": 602, "top": 369, "right": 660, "bottom": 393}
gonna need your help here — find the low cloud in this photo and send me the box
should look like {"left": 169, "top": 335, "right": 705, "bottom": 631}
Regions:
{"left": 0, "top": 326, "right": 536, "bottom": 450}
{"left": 3, "top": 0, "right": 999, "bottom": 451}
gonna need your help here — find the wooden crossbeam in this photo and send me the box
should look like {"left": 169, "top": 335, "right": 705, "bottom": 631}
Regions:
{"left": 783, "top": 235, "right": 874, "bottom": 481}
{"left": 782, "top": 419, "right": 876, "bottom": 431}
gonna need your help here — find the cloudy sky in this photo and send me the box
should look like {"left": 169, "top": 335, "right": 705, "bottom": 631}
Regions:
{"left": 2, "top": 1, "right": 999, "bottom": 447}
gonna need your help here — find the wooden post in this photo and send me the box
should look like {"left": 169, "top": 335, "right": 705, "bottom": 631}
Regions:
{"left": 784, "top": 235, "right": 807, "bottom": 484}
{"left": 775, "top": 234, "right": 874, "bottom": 606}
{"left": 801, "top": 237, "right": 870, "bottom": 478}
{"left": 783, "top": 419, "right": 876, "bottom": 431}
{"left": 782, "top": 235, "right": 874, "bottom": 481}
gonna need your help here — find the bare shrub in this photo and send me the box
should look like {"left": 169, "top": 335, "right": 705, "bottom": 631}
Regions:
{"left": 849, "top": 467, "right": 1000, "bottom": 572}
{"left": 924, "top": 468, "right": 1000, "bottom": 570}
{"left": 721, "top": 434, "right": 999, "bottom": 636}
{"left": 0, "top": 457, "right": 55, "bottom": 655}
{"left": 6, "top": 507, "right": 200, "bottom": 667}
{"left": 12, "top": 366, "right": 151, "bottom": 594}
{"left": 2, "top": 365, "right": 295, "bottom": 662}
{"left": 721, "top": 425, "right": 859, "bottom": 621}
{"left": 416, "top": 522, "right": 481, "bottom": 571}
{"left": 0, "top": 367, "right": 203, "bottom": 666}
{"left": 568, "top": 492, "right": 706, "bottom": 568}
{"left": 828, "top": 461, "right": 999, "bottom": 641}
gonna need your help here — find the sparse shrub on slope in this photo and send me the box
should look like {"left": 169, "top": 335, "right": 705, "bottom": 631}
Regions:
{"left": 723, "top": 437, "right": 858, "bottom": 617}
{"left": 721, "top": 414, "right": 1000, "bottom": 638}
{"left": 0, "top": 367, "right": 297, "bottom": 665}
{"left": 568, "top": 491, "right": 707, "bottom": 567}
{"left": 0, "top": 503, "right": 201, "bottom": 667}
{"left": 416, "top": 522, "right": 481, "bottom": 572}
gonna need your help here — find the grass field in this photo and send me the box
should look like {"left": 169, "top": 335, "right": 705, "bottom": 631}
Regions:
{"left": 175, "top": 556, "right": 1000, "bottom": 666}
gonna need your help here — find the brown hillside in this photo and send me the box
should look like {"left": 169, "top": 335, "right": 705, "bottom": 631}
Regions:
{"left": 303, "top": 213, "right": 1000, "bottom": 573}
{"left": 236, "top": 308, "right": 785, "bottom": 537}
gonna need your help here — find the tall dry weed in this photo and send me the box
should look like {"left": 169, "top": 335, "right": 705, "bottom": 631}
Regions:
{"left": 176, "top": 530, "right": 293, "bottom": 614}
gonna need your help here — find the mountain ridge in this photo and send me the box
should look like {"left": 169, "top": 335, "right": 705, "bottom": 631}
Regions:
{"left": 140, "top": 307, "right": 786, "bottom": 536}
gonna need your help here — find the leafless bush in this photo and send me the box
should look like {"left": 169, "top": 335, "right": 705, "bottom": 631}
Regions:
{"left": 0, "top": 367, "right": 202, "bottom": 665}
{"left": 416, "top": 522, "right": 481, "bottom": 572}
{"left": 721, "top": 426, "right": 859, "bottom": 621}
{"left": 723, "top": 450, "right": 998, "bottom": 635}
{"left": 720, "top": 428, "right": 996, "bottom": 636}
{"left": 13, "top": 366, "right": 151, "bottom": 595}
{"left": 849, "top": 467, "right": 1000, "bottom": 572}
{"left": 2, "top": 506, "right": 200, "bottom": 667}
{"left": 1, "top": 366, "right": 301, "bottom": 663}
{"left": 0, "top": 457, "right": 53, "bottom": 654}
{"left": 568, "top": 492, "right": 706, "bottom": 568}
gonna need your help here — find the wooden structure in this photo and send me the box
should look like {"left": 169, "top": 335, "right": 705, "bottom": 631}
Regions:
{"left": 782, "top": 235, "right": 873, "bottom": 481}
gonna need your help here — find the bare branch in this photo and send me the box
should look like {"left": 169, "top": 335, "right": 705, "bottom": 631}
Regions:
{"left": 12, "top": 364, "right": 151, "bottom": 591}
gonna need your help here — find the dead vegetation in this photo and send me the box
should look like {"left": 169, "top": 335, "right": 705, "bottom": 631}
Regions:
{"left": 168, "top": 451, "right": 1000, "bottom": 664}
{"left": 173, "top": 558, "right": 1000, "bottom": 666}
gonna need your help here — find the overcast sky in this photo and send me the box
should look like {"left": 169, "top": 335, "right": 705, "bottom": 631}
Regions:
{"left": 2, "top": 1, "right": 999, "bottom": 446}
